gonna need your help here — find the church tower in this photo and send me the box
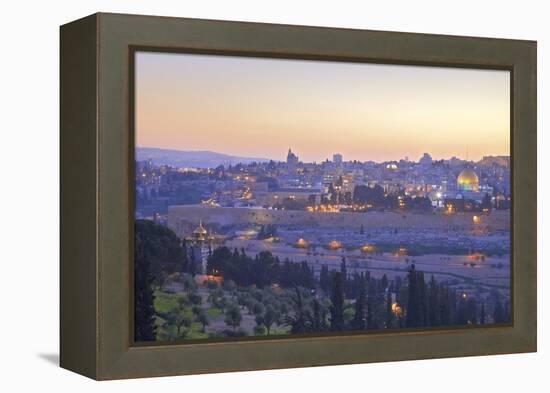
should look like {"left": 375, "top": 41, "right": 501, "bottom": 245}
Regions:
{"left": 188, "top": 220, "right": 210, "bottom": 274}
{"left": 286, "top": 148, "right": 299, "bottom": 165}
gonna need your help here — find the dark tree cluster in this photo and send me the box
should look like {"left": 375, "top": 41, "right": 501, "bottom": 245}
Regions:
{"left": 315, "top": 260, "right": 509, "bottom": 333}
{"left": 316, "top": 259, "right": 392, "bottom": 332}
{"left": 274, "top": 197, "right": 310, "bottom": 211}
{"left": 134, "top": 220, "right": 510, "bottom": 341}
{"left": 206, "top": 247, "right": 315, "bottom": 289}
{"left": 134, "top": 219, "right": 188, "bottom": 285}
{"left": 444, "top": 192, "right": 496, "bottom": 213}
{"left": 352, "top": 184, "right": 386, "bottom": 206}
{"left": 401, "top": 195, "right": 433, "bottom": 211}
{"left": 134, "top": 219, "right": 187, "bottom": 341}
{"left": 404, "top": 265, "right": 509, "bottom": 328}
{"left": 134, "top": 220, "right": 197, "bottom": 341}
{"left": 351, "top": 185, "right": 432, "bottom": 211}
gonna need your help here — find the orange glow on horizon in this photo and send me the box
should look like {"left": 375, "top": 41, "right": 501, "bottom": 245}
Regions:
{"left": 136, "top": 52, "right": 510, "bottom": 162}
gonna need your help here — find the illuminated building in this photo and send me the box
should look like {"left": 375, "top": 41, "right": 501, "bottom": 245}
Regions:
{"left": 295, "top": 238, "right": 309, "bottom": 248}
{"left": 186, "top": 220, "right": 214, "bottom": 274}
{"left": 457, "top": 168, "right": 479, "bottom": 192}
{"left": 328, "top": 240, "right": 343, "bottom": 250}
{"left": 255, "top": 187, "right": 322, "bottom": 207}
{"left": 190, "top": 220, "right": 209, "bottom": 274}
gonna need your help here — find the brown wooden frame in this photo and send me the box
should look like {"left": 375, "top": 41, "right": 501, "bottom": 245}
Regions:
{"left": 60, "top": 12, "right": 536, "bottom": 380}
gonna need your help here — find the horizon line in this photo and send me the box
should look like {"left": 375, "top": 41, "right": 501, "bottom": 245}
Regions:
{"left": 136, "top": 145, "right": 510, "bottom": 164}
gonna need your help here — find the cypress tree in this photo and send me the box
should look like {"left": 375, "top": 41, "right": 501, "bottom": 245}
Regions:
{"left": 428, "top": 275, "right": 441, "bottom": 326}
{"left": 340, "top": 257, "right": 348, "bottom": 296}
{"left": 439, "top": 287, "right": 451, "bottom": 326}
{"left": 134, "top": 238, "right": 157, "bottom": 342}
{"left": 312, "top": 298, "right": 326, "bottom": 332}
{"left": 456, "top": 295, "right": 469, "bottom": 325}
{"left": 366, "top": 278, "right": 377, "bottom": 329}
{"left": 394, "top": 275, "right": 402, "bottom": 293}
{"left": 406, "top": 265, "right": 419, "bottom": 327}
{"left": 468, "top": 298, "right": 478, "bottom": 325}
{"left": 418, "top": 271, "right": 428, "bottom": 327}
{"left": 133, "top": 220, "right": 185, "bottom": 341}
{"left": 287, "top": 288, "right": 309, "bottom": 334}
{"left": 319, "top": 265, "right": 330, "bottom": 293}
{"left": 385, "top": 291, "right": 394, "bottom": 329}
{"left": 449, "top": 289, "right": 458, "bottom": 324}
{"left": 330, "top": 272, "right": 345, "bottom": 331}
{"left": 380, "top": 274, "right": 388, "bottom": 291}
{"left": 352, "top": 283, "right": 366, "bottom": 330}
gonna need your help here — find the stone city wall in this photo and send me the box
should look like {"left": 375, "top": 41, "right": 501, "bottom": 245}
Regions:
{"left": 167, "top": 204, "right": 510, "bottom": 236}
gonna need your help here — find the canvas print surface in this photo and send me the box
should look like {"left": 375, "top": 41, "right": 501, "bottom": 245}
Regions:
{"left": 133, "top": 51, "right": 511, "bottom": 343}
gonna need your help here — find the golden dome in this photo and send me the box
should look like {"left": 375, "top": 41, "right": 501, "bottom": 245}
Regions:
{"left": 457, "top": 169, "right": 479, "bottom": 191}
{"left": 193, "top": 220, "right": 208, "bottom": 235}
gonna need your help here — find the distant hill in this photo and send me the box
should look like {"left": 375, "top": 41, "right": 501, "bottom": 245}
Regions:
{"left": 136, "top": 147, "right": 273, "bottom": 168}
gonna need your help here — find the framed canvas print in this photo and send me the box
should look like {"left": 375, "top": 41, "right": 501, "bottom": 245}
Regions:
{"left": 60, "top": 13, "right": 537, "bottom": 380}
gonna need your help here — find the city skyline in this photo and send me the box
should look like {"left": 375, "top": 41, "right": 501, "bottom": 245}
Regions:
{"left": 136, "top": 51, "right": 510, "bottom": 163}
{"left": 136, "top": 145, "right": 509, "bottom": 166}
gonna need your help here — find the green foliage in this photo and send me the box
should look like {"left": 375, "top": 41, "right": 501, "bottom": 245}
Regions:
{"left": 209, "top": 290, "right": 228, "bottom": 312}
{"left": 319, "top": 265, "right": 330, "bottom": 293}
{"left": 207, "top": 247, "right": 315, "bottom": 289}
{"left": 406, "top": 265, "right": 421, "bottom": 327}
{"left": 144, "top": 233, "right": 496, "bottom": 340}
{"left": 262, "top": 306, "right": 279, "bottom": 335}
{"left": 351, "top": 283, "right": 366, "bottom": 330}
{"left": 222, "top": 279, "right": 237, "bottom": 292}
{"left": 310, "top": 298, "right": 328, "bottom": 332}
{"left": 134, "top": 242, "right": 156, "bottom": 341}
{"left": 251, "top": 301, "right": 265, "bottom": 316}
{"left": 188, "top": 292, "right": 202, "bottom": 306}
{"left": 181, "top": 274, "right": 197, "bottom": 293}
{"left": 253, "top": 325, "right": 267, "bottom": 335}
{"left": 274, "top": 197, "right": 309, "bottom": 211}
{"left": 135, "top": 219, "right": 192, "bottom": 341}
{"left": 352, "top": 184, "right": 385, "bottom": 206}
{"left": 134, "top": 220, "right": 187, "bottom": 286}
{"left": 195, "top": 307, "right": 209, "bottom": 332}
{"left": 385, "top": 291, "right": 394, "bottom": 328}
{"left": 207, "top": 307, "right": 221, "bottom": 318}
{"left": 224, "top": 303, "right": 242, "bottom": 330}
{"left": 161, "top": 299, "right": 195, "bottom": 340}
{"left": 282, "top": 287, "right": 313, "bottom": 334}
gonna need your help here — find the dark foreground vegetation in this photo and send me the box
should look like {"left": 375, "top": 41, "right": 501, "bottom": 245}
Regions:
{"left": 134, "top": 220, "right": 510, "bottom": 342}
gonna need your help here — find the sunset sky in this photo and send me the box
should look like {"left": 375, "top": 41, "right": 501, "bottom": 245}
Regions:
{"left": 135, "top": 51, "right": 510, "bottom": 163}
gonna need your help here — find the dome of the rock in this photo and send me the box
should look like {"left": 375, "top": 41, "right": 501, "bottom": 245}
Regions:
{"left": 457, "top": 168, "right": 479, "bottom": 191}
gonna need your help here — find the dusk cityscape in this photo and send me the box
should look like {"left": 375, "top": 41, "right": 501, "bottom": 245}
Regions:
{"left": 133, "top": 52, "right": 511, "bottom": 342}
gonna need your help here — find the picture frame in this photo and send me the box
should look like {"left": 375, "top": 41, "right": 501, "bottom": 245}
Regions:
{"left": 60, "top": 12, "right": 536, "bottom": 380}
